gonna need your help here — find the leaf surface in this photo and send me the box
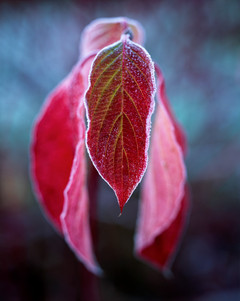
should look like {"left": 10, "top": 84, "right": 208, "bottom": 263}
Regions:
{"left": 85, "top": 35, "right": 155, "bottom": 211}
{"left": 136, "top": 185, "right": 189, "bottom": 269}
{"left": 80, "top": 17, "right": 144, "bottom": 58}
{"left": 31, "top": 55, "right": 101, "bottom": 274}
{"left": 60, "top": 90, "right": 102, "bottom": 274}
{"left": 135, "top": 70, "right": 187, "bottom": 269}
{"left": 31, "top": 77, "right": 79, "bottom": 232}
{"left": 155, "top": 64, "right": 187, "bottom": 154}
{"left": 31, "top": 54, "right": 96, "bottom": 232}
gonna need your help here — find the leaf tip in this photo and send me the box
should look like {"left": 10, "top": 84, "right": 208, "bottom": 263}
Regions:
{"left": 119, "top": 202, "right": 125, "bottom": 214}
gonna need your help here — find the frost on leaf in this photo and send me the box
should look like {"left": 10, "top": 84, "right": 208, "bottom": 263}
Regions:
{"left": 135, "top": 68, "right": 188, "bottom": 270}
{"left": 85, "top": 34, "right": 155, "bottom": 211}
{"left": 31, "top": 16, "right": 189, "bottom": 275}
{"left": 80, "top": 17, "right": 144, "bottom": 58}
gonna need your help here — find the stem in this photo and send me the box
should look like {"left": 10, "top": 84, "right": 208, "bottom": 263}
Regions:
{"left": 123, "top": 28, "right": 134, "bottom": 40}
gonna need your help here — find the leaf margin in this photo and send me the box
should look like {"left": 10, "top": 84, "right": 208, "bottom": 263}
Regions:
{"left": 84, "top": 33, "right": 156, "bottom": 211}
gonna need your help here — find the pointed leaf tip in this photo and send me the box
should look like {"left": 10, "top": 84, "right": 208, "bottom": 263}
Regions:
{"left": 85, "top": 37, "right": 155, "bottom": 210}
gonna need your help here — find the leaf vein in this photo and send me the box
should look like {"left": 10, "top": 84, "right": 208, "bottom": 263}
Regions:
{"left": 123, "top": 88, "right": 144, "bottom": 128}
{"left": 122, "top": 112, "right": 139, "bottom": 165}
{"left": 131, "top": 47, "right": 148, "bottom": 65}
{"left": 90, "top": 43, "right": 121, "bottom": 75}
{"left": 103, "top": 113, "right": 122, "bottom": 158}
{"left": 96, "top": 84, "right": 121, "bottom": 152}
{"left": 91, "top": 68, "right": 121, "bottom": 118}
{"left": 124, "top": 53, "right": 152, "bottom": 92}
{"left": 125, "top": 66, "right": 148, "bottom": 107}
{"left": 123, "top": 147, "right": 130, "bottom": 177}
{"left": 88, "top": 52, "right": 122, "bottom": 108}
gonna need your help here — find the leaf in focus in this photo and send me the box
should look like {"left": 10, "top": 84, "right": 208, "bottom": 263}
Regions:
{"left": 80, "top": 17, "right": 144, "bottom": 58}
{"left": 85, "top": 35, "right": 155, "bottom": 211}
{"left": 135, "top": 71, "right": 187, "bottom": 269}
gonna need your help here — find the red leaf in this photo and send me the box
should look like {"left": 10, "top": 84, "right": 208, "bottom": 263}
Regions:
{"left": 60, "top": 101, "right": 102, "bottom": 275}
{"left": 80, "top": 17, "right": 144, "bottom": 58}
{"left": 136, "top": 186, "right": 189, "bottom": 270}
{"left": 31, "top": 56, "right": 101, "bottom": 273}
{"left": 135, "top": 73, "right": 187, "bottom": 269}
{"left": 30, "top": 55, "right": 94, "bottom": 232}
{"left": 155, "top": 64, "right": 187, "bottom": 154}
{"left": 31, "top": 78, "right": 79, "bottom": 232}
{"left": 85, "top": 35, "right": 156, "bottom": 211}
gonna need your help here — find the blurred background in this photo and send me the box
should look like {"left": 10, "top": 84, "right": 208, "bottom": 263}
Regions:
{"left": 0, "top": 0, "right": 240, "bottom": 300}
